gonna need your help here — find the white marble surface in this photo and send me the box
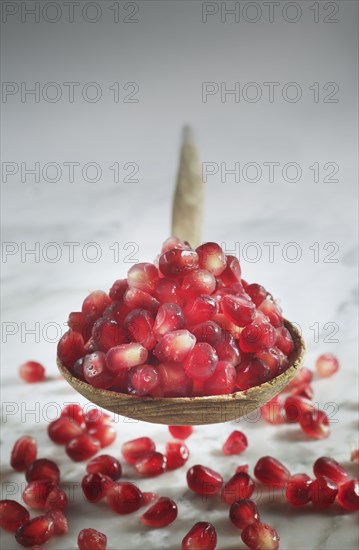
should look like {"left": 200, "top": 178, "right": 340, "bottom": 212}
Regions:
{"left": 1, "top": 1, "right": 358, "bottom": 549}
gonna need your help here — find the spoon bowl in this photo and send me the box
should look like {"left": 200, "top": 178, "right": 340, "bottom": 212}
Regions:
{"left": 58, "top": 320, "right": 305, "bottom": 425}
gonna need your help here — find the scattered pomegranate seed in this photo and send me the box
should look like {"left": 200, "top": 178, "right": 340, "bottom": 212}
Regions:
{"left": 182, "top": 521, "right": 217, "bottom": 550}
{"left": 47, "top": 417, "right": 84, "bottom": 445}
{"left": 87, "top": 454, "right": 122, "bottom": 480}
{"left": 105, "top": 343, "right": 148, "bottom": 373}
{"left": 254, "top": 456, "right": 290, "bottom": 488}
{"left": 236, "top": 358, "right": 271, "bottom": 390}
{"left": 229, "top": 499, "right": 260, "bottom": 529}
{"left": 299, "top": 408, "right": 330, "bottom": 439}
{"left": 285, "top": 473, "right": 312, "bottom": 506}
{"left": 141, "top": 497, "right": 177, "bottom": 528}
{"left": 121, "top": 437, "right": 156, "bottom": 465}
{"left": 187, "top": 465, "right": 223, "bottom": 496}
{"left": 107, "top": 482, "right": 143, "bottom": 514}
{"left": 109, "top": 278, "right": 128, "bottom": 301}
{"left": 134, "top": 451, "right": 167, "bottom": 477}
{"left": 45, "top": 485, "right": 68, "bottom": 511}
{"left": 78, "top": 528, "right": 107, "bottom": 550}
{"left": 82, "top": 290, "right": 111, "bottom": 323}
{"left": 22, "top": 480, "right": 55, "bottom": 510}
{"left": 154, "top": 330, "right": 196, "bottom": 363}
{"left": 221, "top": 472, "right": 255, "bottom": 505}
{"left": 183, "top": 343, "right": 218, "bottom": 380}
{"left": 10, "top": 436, "right": 37, "bottom": 472}
{"left": 66, "top": 434, "right": 101, "bottom": 462}
{"left": 315, "top": 353, "right": 339, "bottom": 377}
{"left": 159, "top": 248, "right": 199, "bottom": 277}
{"left": 222, "top": 430, "right": 248, "bottom": 455}
{"left": 235, "top": 464, "right": 249, "bottom": 474}
{"left": 45, "top": 509, "right": 68, "bottom": 535}
{"left": 19, "top": 361, "right": 45, "bottom": 383}
{"left": 25, "top": 459, "right": 60, "bottom": 484}
{"left": 283, "top": 395, "right": 314, "bottom": 423}
{"left": 15, "top": 515, "right": 55, "bottom": 548}
{"left": 261, "top": 397, "right": 285, "bottom": 425}
{"left": 337, "top": 479, "right": 359, "bottom": 512}
{"left": 0, "top": 500, "right": 30, "bottom": 532}
{"left": 57, "top": 330, "right": 85, "bottom": 370}
{"left": 311, "top": 475, "right": 338, "bottom": 509}
{"left": 165, "top": 441, "right": 189, "bottom": 470}
{"left": 88, "top": 424, "right": 117, "bottom": 448}
{"left": 82, "top": 473, "right": 114, "bottom": 503}
{"left": 313, "top": 456, "right": 348, "bottom": 486}
{"left": 92, "top": 318, "right": 127, "bottom": 352}
{"left": 61, "top": 404, "right": 85, "bottom": 426}
{"left": 168, "top": 425, "right": 193, "bottom": 440}
{"left": 241, "top": 522, "right": 280, "bottom": 550}
{"left": 84, "top": 408, "right": 111, "bottom": 429}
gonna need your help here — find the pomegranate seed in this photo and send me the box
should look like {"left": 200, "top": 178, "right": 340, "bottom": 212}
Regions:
{"left": 203, "top": 361, "right": 236, "bottom": 395}
{"left": 84, "top": 408, "right": 111, "bottom": 429}
{"left": 229, "top": 499, "right": 260, "bottom": 529}
{"left": 57, "top": 330, "right": 85, "bottom": 370}
{"left": 187, "top": 465, "right": 223, "bottom": 496}
{"left": 22, "top": 480, "right": 55, "bottom": 510}
{"left": 45, "top": 485, "right": 68, "bottom": 511}
{"left": 215, "top": 333, "right": 241, "bottom": 366}
{"left": 107, "top": 482, "right": 143, "bottom": 514}
{"left": 283, "top": 395, "right": 314, "bottom": 423}
{"left": 25, "top": 459, "right": 60, "bottom": 484}
{"left": 124, "top": 288, "right": 160, "bottom": 314}
{"left": 235, "top": 358, "right": 271, "bottom": 390}
{"left": 122, "top": 437, "right": 156, "bottom": 464}
{"left": 191, "top": 321, "right": 222, "bottom": 347}
{"left": 161, "top": 236, "right": 191, "bottom": 253}
{"left": 61, "top": 404, "right": 85, "bottom": 426}
{"left": 73, "top": 357, "right": 85, "bottom": 380}
{"left": 315, "top": 353, "right": 339, "bottom": 378}
{"left": 87, "top": 454, "right": 121, "bottom": 480}
{"left": 196, "top": 242, "right": 226, "bottom": 276}
{"left": 182, "top": 522, "right": 217, "bottom": 550}
{"left": 66, "top": 434, "right": 101, "bottom": 462}
{"left": 275, "top": 326, "right": 294, "bottom": 355}
{"left": 103, "top": 300, "right": 130, "bottom": 325}
{"left": 337, "top": 479, "right": 359, "bottom": 512}
{"left": 159, "top": 248, "right": 199, "bottom": 277}
{"left": 82, "top": 290, "right": 111, "bottom": 323}
{"left": 261, "top": 397, "right": 285, "bottom": 425}
{"left": 286, "top": 366, "right": 313, "bottom": 390}
{"left": 165, "top": 441, "right": 189, "bottom": 469}
{"left": 48, "top": 417, "right": 83, "bottom": 445}
{"left": 19, "top": 361, "right": 45, "bottom": 383}
{"left": 82, "top": 473, "right": 114, "bottom": 503}
{"left": 153, "top": 303, "right": 185, "bottom": 339}
{"left": 258, "top": 299, "right": 283, "bottom": 327}
{"left": 311, "top": 475, "right": 338, "bottom": 509}
{"left": 221, "top": 472, "right": 255, "bottom": 505}
{"left": 241, "top": 522, "right": 280, "bottom": 550}
{"left": 168, "top": 425, "right": 193, "bottom": 440}
{"left": 142, "top": 492, "right": 159, "bottom": 505}
{"left": 153, "top": 277, "right": 183, "bottom": 305}
{"left": 239, "top": 320, "right": 276, "bottom": 353}
{"left": 0, "top": 500, "right": 30, "bottom": 532}
{"left": 157, "top": 362, "right": 192, "bottom": 396}
{"left": 141, "top": 497, "right": 177, "bottom": 528}
{"left": 222, "top": 295, "right": 256, "bottom": 327}
{"left": 255, "top": 347, "right": 281, "bottom": 378}
{"left": 127, "top": 262, "right": 159, "bottom": 293}
{"left": 15, "top": 515, "right": 55, "bottom": 548}
{"left": 105, "top": 343, "right": 148, "bottom": 373}
{"left": 222, "top": 430, "right": 248, "bottom": 455}
{"left": 124, "top": 308, "right": 156, "bottom": 349}
{"left": 313, "top": 456, "right": 348, "bottom": 486}
{"left": 10, "top": 436, "right": 37, "bottom": 472}
{"left": 92, "top": 318, "right": 127, "bottom": 352}
{"left": 134, "top": 451, "right": 167, "bottom": 477}
{"left": 254, "top": 456, "right": 290, "bottom": 488}
{"left": 220, "top": 255, "right": 242, "bottom": 285}
{"left": 154, "top": 330, "right": 196, "bottom": 363}
{"left": 182, "top": 269, "right": 216, "bottom": 298}
{"left": 83, "top": 352, "right": 114, "bottom": 389}
{"left": 68, "top": 310, "right": 86, "bottom": 332}
{"left": 245, "top": 283, "right": 269, "bottom": 306}
{"left": 299, "top": 408, "right": 330, "bottom": 439}
{"left": 88, "top": 424, "right": 117, "bottom": 448}
{"left": 183, "top": 343, "right": 218, "bottom": 380}
{"left": 129, "top": 364, "right": 160, "bottom": 396}
{"left": 236, "top": 464, "right": 249, "bottom": 474}
{"left": 184, "top": 295, "right": 218, "bottom": 325}
{"left": 45, "top": 509, "right": 68, "bottom": 535}
{"left": 109, "top": 278, "right": 128, "bottom": 301}
{"left": 285, "top": 473, "right": 312, "bottom": 506}
{"left": 290, "top": 383, "right": 314, "bottom": 400}
{"left": 78, "top": 528, "right": 107, "bottom": 550}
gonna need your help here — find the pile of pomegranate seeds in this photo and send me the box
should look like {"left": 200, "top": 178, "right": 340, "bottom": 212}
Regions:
{"left": 57, "top": 238, "right": 296, "bottom": 396}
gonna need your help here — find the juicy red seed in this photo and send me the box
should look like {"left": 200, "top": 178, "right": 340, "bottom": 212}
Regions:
{"left": 129, "top": 364, "right": 160, "bottom": 396}
{"left": 275, "top": 326, "right": 294, "bottom": 355}
{"left": 183, "top": 342, "right": 218, "bottom": 380}
{"left": 182, "top": 521, "right": 217, "bottom": 550}
{"left": 168, "top": 425, "right": 193, "bottom": 440}
{"left": 88, "top": 424, "right": 117, "bottom": 448}
{"left": 241, "top": 522, "right": 280, "bottom": 550}
{"left": 45, "top": 485, "right": 68, "bottom": 511}
{"left": 229, "top": 499, "right": 260, "bottom": 530}
{"left": 124, "top": 288, "right": 160, "bottom": 314}
{"left": 15, "top": 515, "right": 55, "bottom": 548}
{"left": 26, "top": 459, "right": 60, "bottom": 484}
{"left": 107, "top": 482, "right": 143, "bottom": 514}
{"left": 315, "top": 353, "right": 339, "bottom": 378}
{"left": 109, "top": 278, "right": 128, "bottom": 301}
{"left": 222, "top": 430, "right": 248, "bottom": 455}
{"left": 10, "top": 436, "right": 37, "bottom": 472}
{"left": 84, "top": 408, "right": 111, "bottom": 429}
{"left": 311, "top": 476, "right": 338, "bottom": 509}
{"left": 68, "top": 311, "right": 86, "bottom": 332}
{"left": 157, "top": 362, "right": 192, "bottom": 397}
{"left": 203, "top": 361, "right": 236, "bottom": 396}
{"left": 299, "top": 409, "right": 330, "bottom": 439}
{"left": 220, "top": 255, "right": 242, "bottom": 285}
{"left": 61, "top": 403, "right": 85, "bottom": 426}
{"left": 235, "top": 358, "right": 271, "bottom": 390}
{"left": 92, "top": 318, "right": 127, "bottom": 352}
{"left": 158, "top": 248, "right": 199, "bottom": 277}
{"left": 260, "top": 397, "right": 285, "bottom": 425}
{"left": 215, "top": 334, "right": 241, "bottom": 366}
{"left": 134, "top": 451, "right": 167, "bottom": 477}
{"left": 165, "top": 441, "right": 189, "bottom": 470}
{"left": 258, "top": 299, "right": 283, "bottom": 327}
{"left": 191, "top": 321, "right": 222, "bottom": 347}
{"left": 0, "top": 500, "right": 30, "bottom": 532}
{"left": 66, "top": 434, "right": 101, "bottom": 462}
{"left": 57, "top": 330, "right": 85, "bottom": 370}
{"left": 124, "top": 308, "right": 156, "bottom": 349}
{"left": 83, "top": 352, "right": 114, "bottom": 389}
{"left": 221, "top": 472, "right": 255, "bottom": 505}
{"left": 121, "top": 437, "right": 156, "bottom": 465}
{"left": 290, "top": 383, "right": 314, "bottom": 400}
{"left": 239, "top": 320, "right": 276, "bottom": 353}
{"left": 254, "top": 456, "right": 291, "bottom": 488}
{"left": 245, "top": 283, "right": 269, "bottom": 307}
{"left": 285, "top": 474, "right": 312, "bottom": 506}
{"left": 337, "top": 479, "right": 359, "bottom": 512}
{"left": 182, "top": 269, "right": 216, "bottom": 298}
{"left": 161, "top": 236, "right": 192, "bottom": 253}
{"left": 47, "top": 417, "right": 84, "bottom": 445}
{"left": 103, "top": 300, "right": 131, "bottom": 325}
{"left": 153, "top": 303, "right": 185, "bottom": 339}
{"left": 255, "top": 348, "right": 281, "bottom": 378}
{"left": 87, "top": 455, "right": 122, "bottom": 480}
{"left": 127, "top": 262, "right": 159, "bottom": 293}
{"left": 22, "top": 480, "right": 55, "bottom": 510}
{"left": 236, "top": 464, "right": 249, "bottom": 474}
{"left": 82, "top": 290, "right": 111, "bottom": 323}
{"left": 73, "top": 358, "right": 85, "bottom": 380}
{"left": 186, "top": 465, "right": 223, "bottom": 496}
{"left": 82, "top": 473, "right": 114, "bottom": 503}
{"left": 222, "top": 295, "right": 256, "bottom": 327}
{"left": 313, "top": 456, "right": 348, "bottom": 486}
{"left": 154, "top": 277, "right": 183, "bottom": 305}
{"left": 196, "top": 242, "right": 226, "bottom": 276}
{"left": 105, "top": 343, "right": 148, "bottom": 373}
{"left": 45, "top": 509, "right": 68, "bottom": 535}
{"left": 141, "top": 497, "right": 177, "bottom": 528}
{"left": 154, "top": 330, "right": 196, "bottom": 363}
{"left": 283, "top": 395, "right": 314, "bottom": 423}
{"left": 142, "top": 492, "right": 159, "bottom": 506}
{"left": 78, "top": 528, "right": 107, "bottom": 550}
{"left": 286, "top": 366, "right": 313, "bottom": 390}
{"left": 184, "top": 295, "right": 218, "bottom": 325}
{"left": 19, "top": 361, "right": 45, "bottom": 383}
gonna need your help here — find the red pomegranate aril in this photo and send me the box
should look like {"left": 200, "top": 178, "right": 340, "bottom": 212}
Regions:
{"left": 184, "top": 295, "right": 218, "bottom": 325}
{"left": 161, "top": 236, "right": 191, "bottom": 253}
{"left": 283, "top": 395, "right": 314, "bottom": 423}
{"left": 221, "top": 472, "right": 255, "bottom": 505}
{"left": 0, "top": 500, "right": 30, "bottom": 532}
{"left": 275, "top": 326, "right": 294, "bottom": 355}
{"left": 103, "top": 300, "right": 130, "bottom": 325}
{"left": 229, "top": 499, "right": 260, "bottom": 530}
{"left": 87, "top": 454, "right": 121, "bottom": 480}
{"left": 22, "top": 480, "right": 54, "bottom": 510}
{"left": 48, "top": 417, "right": 83, "bottom": 445}
{"left": 165, "top": 441, "right": 189, "bottom": 470}
{"left": 236, "top": 464, "right": 249, "bottom": 474}
{"left": 254, "top": 456, "right": 290, "bottom": 488}
{"left": 129, "top": 364, "right": 160, "bottom": 396}
{"left": 196, "top": 242, "right": 226, "bottom": 276}
{"left": 313, "top": 456, "right": 348, "bottom": 486}
{"left": 157, "top": 362, "right": 192, "bottom": 397}
{"left": 182, "top": 269, "right": 216, "bottom": 299}
{"left": 245, "top": 283, "right": 269, "bottom": 307}
{"left": 106, "top": 343, "right": 148, "bottom": 373}
{"left": 255, "top": 347, "right": 281, "bottom": 378}
{"left": 241, "top": 522, "right": 280, "bottom": 550}
{"left": 299, "top": 408, "right": 330, "bottom": 439}
{"left": 153, "top": 303, "right": 185, "bottom": 339}
{"left": 10, "top": 436, "right": 37, "bottom": 472}
{"left": 159, "top": 248, "right": 199, "bottom": 277}
{"left": 88, "top": 424, "right": 117, "bottom": 448}
{"left": 168, "top": 425, "right": 193, "bottom": 439}
{"left": 184, "top": 342, "right": 218, "bottom": 380}
{"left": 337, "top": 479, "right": 359, "bottom": 512}
{"left": 261, "top": 397, "right": 285, "bottom": 425}
{"left": 285, "top": 474, "right": 312, "bottom": 506}
{"left": 45, "top": 509, "right": 68, "bottom": 535}
{"left": 142, "top": 492, "right": 159, "bottom": 506}
{"left": 220, "top": 255, "right": 242, "bottom": 285}
{"left": 78, "top": 528, "right": 107, "bottom": 550}
{"left": 92, "top": 318, "right": 126, "bottom": 352}
{"left": 19, "top": 361, "right": 45, "bottom": 383}
{"left": 84, "top": 408, "right": 111, "bottom": 429}
{"left": 203, "top": 361, "right": 236, "bottom": 395}
{"left": 290, "top": 383, "right": 314, "bottom": 400}
{"left": 26, "top": 459, "right": 60, "bottom": 484}
{"left": 83, "top": 352, "right": 114, "bottom": 389}
{"left": 66, "top": 434, "right": 101, "bottom": 462}
{"left": 45, "top": 485, "right": 68, "bottom": 511}
{"left": 134, "top": 451, "right": 167, "bottom": 477}
{"left": 68, "top": 310, "right": 86, "bottom": 332}
{"left": 315, "top": 353, "right": 339, "bottom": 378}
{"left": 141, "top": 497, "right": 177, "bottom": 528}
{"left": 286, "top": 366, "right": 313, "bottom": 390}
{"left": 82, "top": 473, "right": 114, "bottom": 503}
{"left": 154, "top": 277, "right": 183, "bottom": 305}
{"left": 215, "top": 333, "right": 241, "bottom": 366}
{"left": 73, "top": 357, "right": 85, "bottom": 380}
{"left": 258, "top": 299, "right": 283, "bottom": 328}
{"left": 82, "top": 290, "right": 111, "bottom": 323}
{"left": 124, "top": 308, "right": 156, "bottom": 349}
{"left": 239, "top": 320, "right": 276, "bottom": 353}
{"left": 182, "top": 521, "right": 217, "bottom": 550}
{"left": 191, "top": 321, "right": 222, "bottom": 347}
{"left": 15, "top": 515, "right": 55, "bottom": 548}
{"left": 61, "top": 404, "right": 85, "bottom": 426}
{"left": 222, "top": 430, "right": 248, "bottom": 455}
{"left": 109, "top": 278, "right": 128, "bottom": 301}
{"left": 222, "top": 295, "right": 256, "bottom": 327}
{"left": 311, "top": 475, "right": 338, "bottom": 509}
{"left": 57, "top": 330, "right": 85, "bottom": 370}
{"left": 107, "top": 482, "right": 143, "bottom": 514}
{"left": 124, "top": 288, "right": 160, "bottom": 314}
{"left": 154, "top": 329, "right": 196, "bottom": 363}
{"left": 127, "top": 262, "right": 159, "bottom": 293}
{"left": 235, "top": 358, "right": 271, "bottom": 390}
{"left": 122, "top": 437, "right": 156, "bottom": 465}
{"left": 187, "top": 465, "right": 223, "bottom": 496}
